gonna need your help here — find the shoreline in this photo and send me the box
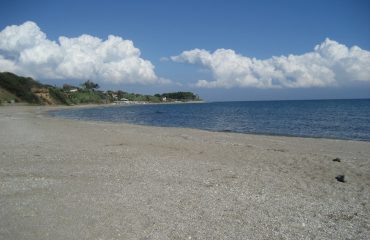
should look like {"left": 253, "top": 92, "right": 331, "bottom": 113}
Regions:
{"left": 46, "top": 104, "right": 370, "bottom": 143}
{"left": 1, "top": 106, "right": 369, "bottom": 239}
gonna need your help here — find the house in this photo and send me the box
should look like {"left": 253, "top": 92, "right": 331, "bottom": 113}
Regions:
{"left": 161, "top": 97, "right": 167, "bottom": 102}
{"left": 69, "top": 88, "right": 78, "bottom": 93}
{"left": 113, "top": 98, "right": 130, "bottom": 104}
{"left": 111, "top": 93, "right": 118, "bottom": 100}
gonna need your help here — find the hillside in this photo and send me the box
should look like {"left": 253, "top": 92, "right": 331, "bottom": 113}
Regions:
{"left": 0, "top": 72, "right": 202, "bottom": 105}
{"left": 0, "top": 87, "right": 18, "bottom": 103}
{"left": 0, "top": 72, "right": 44, "bottom": 104}
{"left": 0, "top": 72, "right": 107, "bottom": 105}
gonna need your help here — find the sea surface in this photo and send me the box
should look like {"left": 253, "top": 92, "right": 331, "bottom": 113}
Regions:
{"left": 49, "top": 99, "right": 370, "bottom": 141}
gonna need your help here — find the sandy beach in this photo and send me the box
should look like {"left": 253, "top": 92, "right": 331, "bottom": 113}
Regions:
{"left": 0, "top": 106, "right": 369, "bottom": 239}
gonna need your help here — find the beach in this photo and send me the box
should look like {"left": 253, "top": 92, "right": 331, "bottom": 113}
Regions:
{"left": 1, "top": 106, "right": 369, "bottom": 239}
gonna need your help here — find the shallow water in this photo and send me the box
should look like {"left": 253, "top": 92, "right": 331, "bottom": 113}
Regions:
{"left": 49, "top": 99, "right": 370, "bottom": 141}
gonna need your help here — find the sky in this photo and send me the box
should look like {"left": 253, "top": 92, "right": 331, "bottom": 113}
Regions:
{"left": 0, "top": 0, "right": 369, "bottom": 101}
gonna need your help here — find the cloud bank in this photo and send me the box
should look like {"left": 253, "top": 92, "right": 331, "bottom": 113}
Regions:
{"left": 0, "top": 21, "right": 163, "bottom": 84}
{"left": 171, "top": 39, "right": 370, "bottom": 88}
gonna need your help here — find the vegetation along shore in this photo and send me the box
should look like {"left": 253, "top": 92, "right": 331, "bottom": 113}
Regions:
{"left": 0, "top": 72, "right": 202, "bottom": 106}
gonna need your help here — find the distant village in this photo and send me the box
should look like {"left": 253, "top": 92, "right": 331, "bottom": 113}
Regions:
{"left": 61, "top": 80, "right": 201, "bottom": 104}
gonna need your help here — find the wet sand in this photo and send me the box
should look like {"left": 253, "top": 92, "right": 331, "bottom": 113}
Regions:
{"left": 0, "top": 106, "right": 369, "bottom": 239}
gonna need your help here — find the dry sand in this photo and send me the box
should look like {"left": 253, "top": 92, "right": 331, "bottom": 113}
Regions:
{"left": 0, "top": 106, "right": 369, "bottom": 239}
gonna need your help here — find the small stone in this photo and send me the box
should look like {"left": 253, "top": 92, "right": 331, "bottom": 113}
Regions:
{"left": 332, "top": 158, "right": 341, "bottom": 162}
{"left": 335, "top": 175, "right": 346, "bottom": 183}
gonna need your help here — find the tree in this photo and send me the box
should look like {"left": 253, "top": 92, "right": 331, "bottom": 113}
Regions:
{"left": 161, "top": 91, "right": 197, "bottom": 100}
{"left": 117, "top": 90, "right": 125, "bottom": 99}
{"left": 81, "top": 80, "right": 99, "bottom": 91}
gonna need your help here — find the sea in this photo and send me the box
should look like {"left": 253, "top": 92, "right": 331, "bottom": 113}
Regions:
{"left": 49, "top": 99, "right": 370, "bottom": 141}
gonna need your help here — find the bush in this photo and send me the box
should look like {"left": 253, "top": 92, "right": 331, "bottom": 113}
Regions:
{"left": 67, "top": 91, "right": 105, "bottom": 104}
{"left": 49, "top": 88, "right": 71, "bottom": 105}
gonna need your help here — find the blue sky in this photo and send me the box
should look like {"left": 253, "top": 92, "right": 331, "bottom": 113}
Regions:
{"left": 0, "top": 0, "right": 369, "bottom": 101}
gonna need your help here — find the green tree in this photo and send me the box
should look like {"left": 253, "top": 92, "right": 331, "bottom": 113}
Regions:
{"left": 81, "top": 80, "right": 99, "bottom": 91}
{"left": 117, "top": 90, "right": 125, "bottom": 99}
{"left": 161, "top": 91, "right": 197, "bottom": 101}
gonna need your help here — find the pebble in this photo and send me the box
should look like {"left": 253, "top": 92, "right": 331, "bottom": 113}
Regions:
{"left": 335, "top": 175, "right": 346, "bottom": 183}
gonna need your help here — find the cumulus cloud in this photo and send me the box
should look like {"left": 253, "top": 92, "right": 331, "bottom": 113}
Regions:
{"left": 171, "top": 39, "right": 370, "bottom": 88}
{"left": 0, "top": 21, "right": 163, "bottom": 84}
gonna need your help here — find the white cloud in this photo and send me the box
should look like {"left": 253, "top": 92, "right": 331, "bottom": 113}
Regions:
{"left": 0, "top": 21, "right": 163, "bottom": 84}
{"left": 171, "top": 38, "right": 370, "bottom": 88}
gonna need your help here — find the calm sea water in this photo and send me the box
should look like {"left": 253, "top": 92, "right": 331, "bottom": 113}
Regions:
{"left": 49, "top": 99, "right": 370, "bottom": 141}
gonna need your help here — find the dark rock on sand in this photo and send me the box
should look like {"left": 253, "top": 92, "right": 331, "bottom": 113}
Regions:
{"left": 336, "top": 175, "right": 346, "bottom": 183}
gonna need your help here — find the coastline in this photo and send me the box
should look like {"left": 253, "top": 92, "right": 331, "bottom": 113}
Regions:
{"left": 1, "top": 106, "right": 369, "bottom": 239}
